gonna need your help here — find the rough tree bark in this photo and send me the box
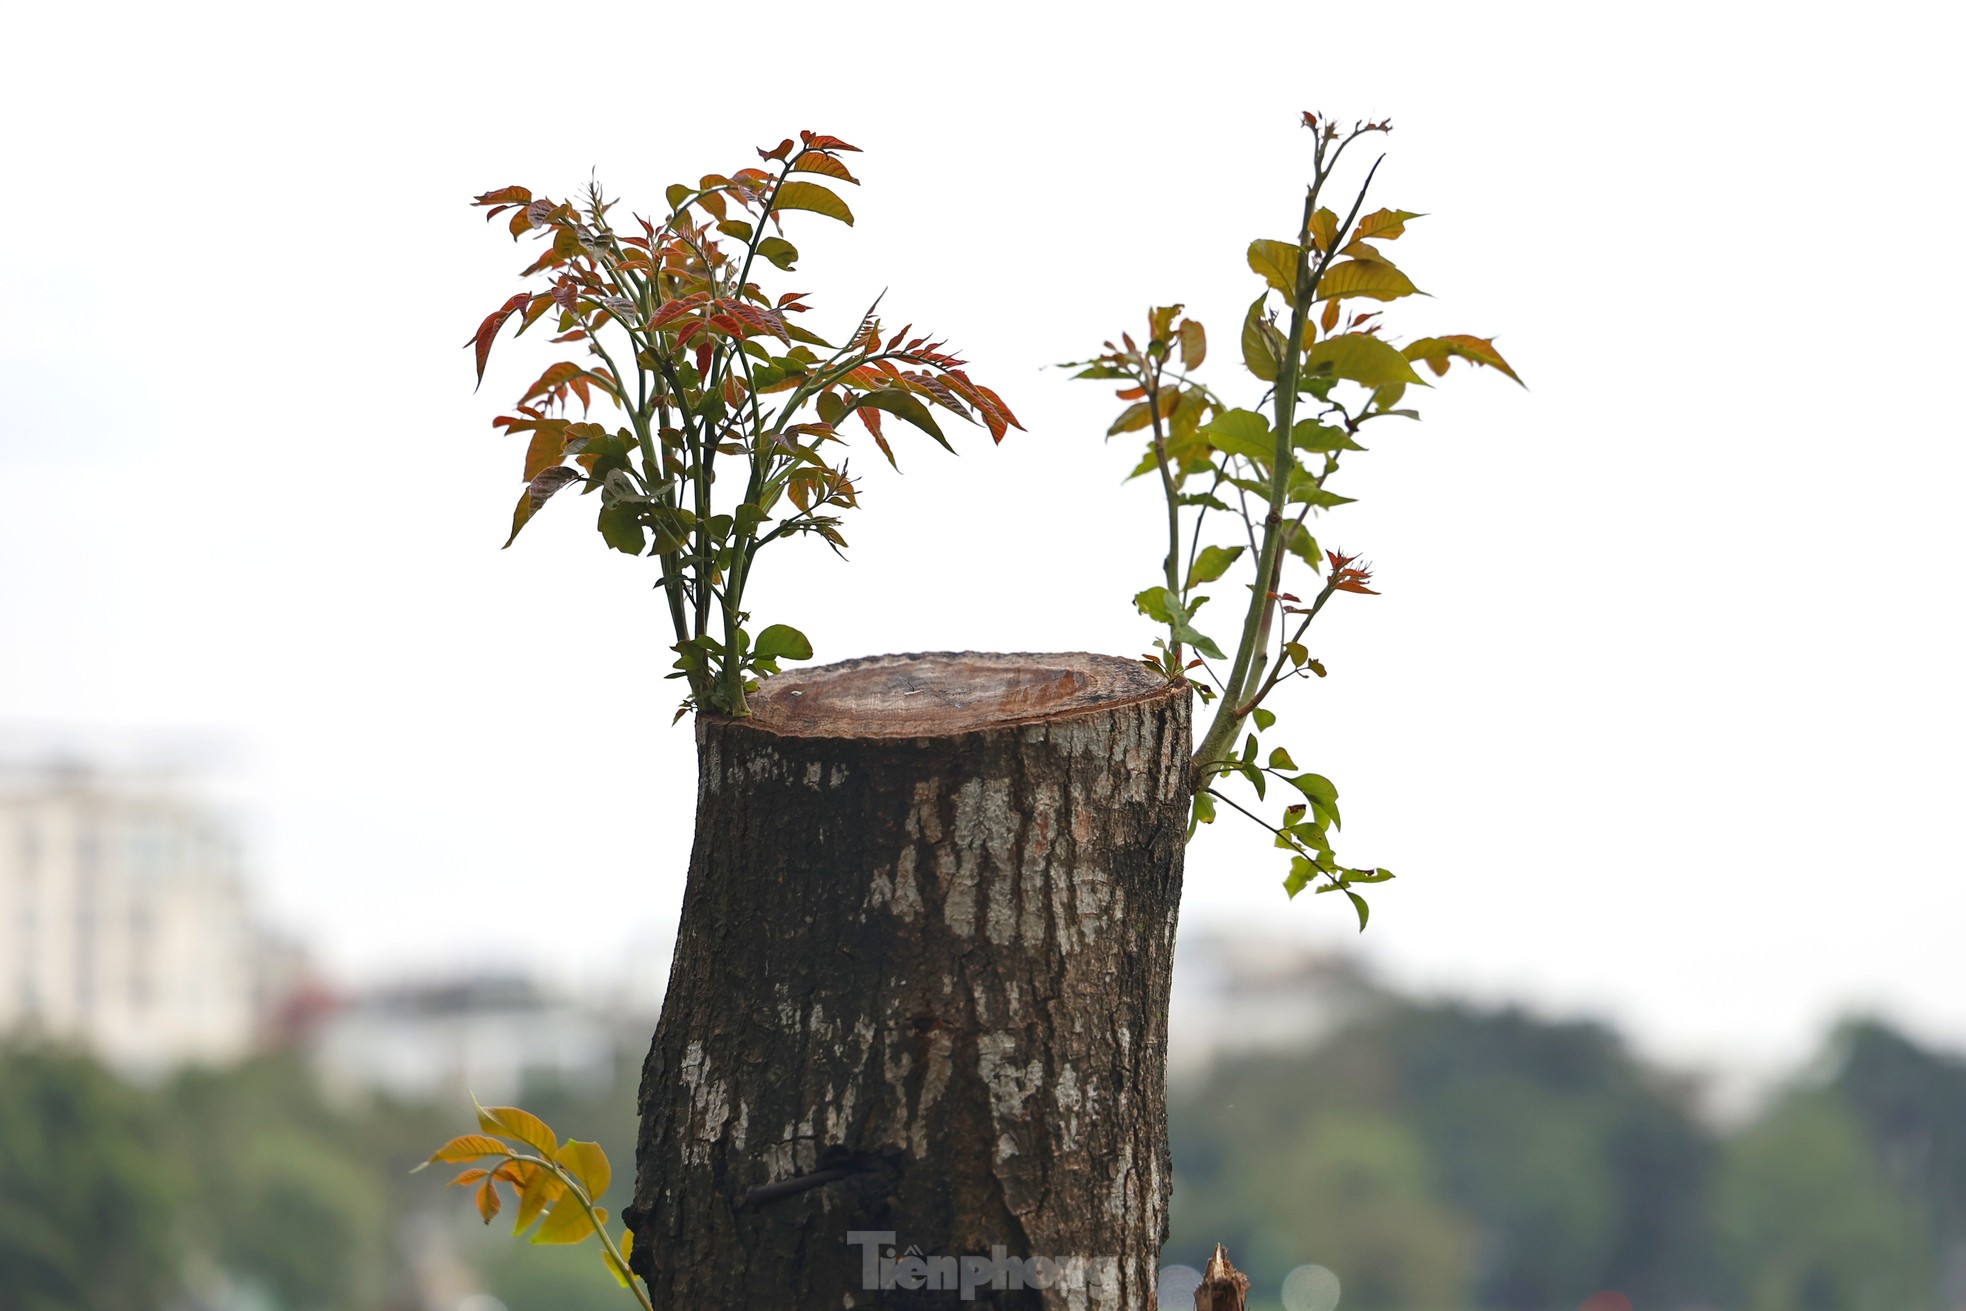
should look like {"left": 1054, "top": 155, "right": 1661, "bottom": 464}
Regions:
{"left": 626, "top": 652, "right": 1191, "bottom": 1309}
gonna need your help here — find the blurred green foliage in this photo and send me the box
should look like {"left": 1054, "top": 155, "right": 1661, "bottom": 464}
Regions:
{"left": 4, "top": 1003, "right": 1963, "bottom": 1311}
{"left": 1168, "top": 1001, "right": 1966, "bottom": 1311}
{"left": 0, "top": 1044, "right": 638, "bottom": 1311}
{"left": 0, "top": 1045, "right": 179, "bottom": 1311}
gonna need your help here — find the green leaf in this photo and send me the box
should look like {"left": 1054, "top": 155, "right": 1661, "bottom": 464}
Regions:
{"left": 1315, "top": 258, "right": 1422, "bottom": 303}
{"left": 1240, "top": 297, "right": 1282, "bottom": 383}
{"left": 1287, "top": 772, "right": 1342, "bottom": 829}
{"left": 757, "top": 236, "right": 799, "bottom": 270}
{"left": 1246, "top": 238, "right": 1302, "bottom": 295}
{"left": 771, "top": 180, "right": 854, "bottom": 225}
{"left": 1252, "top": 707, "right": 1276, "bottom": 731}
{"left": 784, "top": 322, "right": 835, "bottom": 348}
{"left": 1305, "top": 333, "right": 1427, "bottom": 391}
{"left": 1284, "top": 856, "right": 1316, "bottom": 899}
{"left": 503, "top": 467, "right": 583, "bottom": 549}
{"left": 752, "top": 624, "right": 813, "bottom": 661}
{"left": 1242, "top": 760, "right": 1267, "bottom": 801}
{"left": 1190, "top": 790, "right": 1217, "bottom": 836}
{"left": 1186, "top": 544, "right": 1244, "bottom": 588}
{"left": 1283, "top": 523, "right": 1320, "bottom": 567}
{"left": 1268, "top": 746, "right": 1296, "bottom": 770}
{"left": 665, "top": 183, "right": 692, "bottom": 212}
{"left": 597, "top": 502, "right": 645, "bottom": 555}
{"left": 1134, "top": 586, "right": 1228, "bottom": 660}
{"left": 1291, "top": 419, "right": 1365, "bottom": 453}
{"left": 856, "top": 389, "right": 950, "bottom": 450}
{"left": 1286, "top": 467, "right": 1355, "bottom": 508}
{"left": 1199, "top": 408, "right": 1275, "bottom": 467}
{"left": 1287, "top": 771, "right": 1337, "bottom": 802}
{"left": 1345, "top": 890, "right": 1370, "bottom": 931}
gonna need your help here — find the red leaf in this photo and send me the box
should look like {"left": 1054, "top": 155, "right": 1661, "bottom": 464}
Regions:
{"left": 649, "top": 293, "right": 709, "bottom": 330}
{"left": 474, "top": 185, "right": 532, "bottom": 208}
{"left": 466, "top": 293, "right": 531, "bottom": 389}
{"left": 969, "top": 383, "right": 1023, "bottom": 443}
{"left": 798, "top": 131, "right": 862, "bottom": 153}
{"left": 758, "top": 137, "right": 796, "bottom": 162}
{"left": 723, "top": 301, "right": 790, "bottom": 344}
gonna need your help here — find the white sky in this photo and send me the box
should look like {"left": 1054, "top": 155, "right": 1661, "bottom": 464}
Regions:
{"left": 3, "top": 1, "right": 1961, "bottom": 1084}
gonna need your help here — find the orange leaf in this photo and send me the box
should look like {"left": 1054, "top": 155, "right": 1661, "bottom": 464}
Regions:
{"left": 555, "top": 1140, "right": 612, "bottom": 1200}
{"left": 477, "top": 1105, "right": 560, "bottom": 1156}
{"left": 772, "top": 180, "right": 855, "bottom": 226}
{"left": 476, "top": 1177, "right": 502, "bottom": 1223}
{"left": 791, "top": 152, "right": 859, "bottom": 185}
{"left": 1348, "top": 208, "right": 1423, "bottom": 243}
{"left": 510, "top": 1160, "right": 566, "bottom": 1234}
{"left": 427, "top": 1134, "right": 512, "bottom": 1165}
{"left": 1307, "top": 208, "right": 1340, "bottom": 254}
{"left": 1400, "top": 335, "right": 1524, "bottom": 386}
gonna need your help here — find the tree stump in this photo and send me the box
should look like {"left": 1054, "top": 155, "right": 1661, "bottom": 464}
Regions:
{"left": 626, "top": 652, "right": 1191, "bottom": 1309}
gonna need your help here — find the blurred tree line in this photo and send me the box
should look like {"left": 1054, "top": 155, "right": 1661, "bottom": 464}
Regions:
{"left": 1171, "top": 1005, "right": 1964, "bottom": 1311}
{"left": 3, "top": 1001, "right": 1962, "bottom": 1311}
{"left": 0, "top": 1045, "right": 640, "bottom": 1311}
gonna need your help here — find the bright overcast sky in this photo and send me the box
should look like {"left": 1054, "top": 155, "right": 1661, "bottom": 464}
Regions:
{"left": 3, "top": 1, "right": 1961, "bottom": 1085}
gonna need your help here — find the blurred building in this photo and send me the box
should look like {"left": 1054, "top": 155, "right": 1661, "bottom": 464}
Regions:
{"left": 309, "top": 973, "right": 619, "bottom": 1107}
{"left": 1168, "top": 930, "right": 1385, "bottom": 1084}
{"left": 0, "top": 760, "right": 290, "bottom": 1072}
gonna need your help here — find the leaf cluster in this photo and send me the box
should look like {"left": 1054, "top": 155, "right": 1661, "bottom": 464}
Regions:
{"left": 1065, "top": 113, "right": 1523, "bottom": 925}
{"left": 418, "top": 1102, "right": 646, "bottom": 1307}
{"left": 470, "top": 131, "right": 1021, "bottom": 717}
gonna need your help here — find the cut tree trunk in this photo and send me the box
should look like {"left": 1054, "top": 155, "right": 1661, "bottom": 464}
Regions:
{"left": 626, "top": 652, "right": 1191, "bottom": 1309}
